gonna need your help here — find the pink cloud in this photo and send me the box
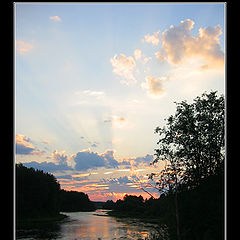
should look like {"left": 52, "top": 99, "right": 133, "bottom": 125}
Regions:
{"left": 49, "top": 15, "right": 62, "bottom": 22}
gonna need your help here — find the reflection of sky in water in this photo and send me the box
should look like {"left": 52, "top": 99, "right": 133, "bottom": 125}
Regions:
{"left": 16, "top": 210, "right": 167, "bottom": 240}
{"left": 59, "top": 210, "right": 159, "bottom": 240}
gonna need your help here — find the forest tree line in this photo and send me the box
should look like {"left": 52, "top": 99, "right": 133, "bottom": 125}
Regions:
{"left": 16, "top": 163, "right": 95, "bottom": 222}
{"left": 105, "top": 171, "right": 223, "bottom": 240}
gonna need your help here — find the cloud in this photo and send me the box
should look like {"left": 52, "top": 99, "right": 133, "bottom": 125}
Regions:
{"left": 20, "top": 149, "right": 73, "bottom": 172}
{"left": 21, "top": 150, "right": 160, "bottom": 201}
{"left": 43, "top": 140, "right": 50, "bottom": 145}
{"left": 57, "top": 175, "right": 73, "bottom": 179}
{"left": 158, "top": 19, "right": 224, "bottom": 68}
{"left": 72, "top": 173, "right": 91, "bottom": 178}
{"left": 104, "top": 116, "right": 129, "bottom": 129}
{"left": 49, "top": 16, "right": 62, "bottom": 22}
{"left": 72, "top": 89, "right": 105, "bottom": 106}
{"left": 83, "top": 90, "right": 105, "bottom": 98}
{"left": 134, "top": 154, "right": 153, "bottom": 164}
{"left": 101, "top": 150, "right": 119, "bottom": 168}
{"left": 15, "top": 134, "right": 35, "bottom": 154}
{"left": 134, "top": 49, "right": 142, "bottom": 61}
{"left": 103, "top": 176, "right": 132, "bottom": 185}
{"left": 155, "top": 51, "right": 167, "bottom": 62}
{"left": 121, "top": 154, "right": 154, "bottom": 170}
{"left": 52, "top": 150, "right": 68, "bottom": 165}
{"left": 141, "top": 76, "right": 166, "bottom": 97}
{"left": 110, "top": 54, "right": 136, "bottom": 85}
{"left": 72, "top": 149, "right": 119, "bottom": 171}
{"left": 16, "top": 40, "right": 33, "bottom": 54}
{"left": 112, "top": 116, "right": 128, "bottom": 129}
{"left": 15, "top": 134, "right": 43, "bottom": 156}
{"left": 160, "top": 19, "right": 195, "bottom": 64}
{"left": 22, "top": 161, "right": 72, "bottom": 172}
{"left": 143, "top": 57, "right": 152, "bottom": 64}
{"left": 104, "top": 119, "right": 112, "bottom": 123}
{"left": 142, "top": 30, "right": 160, "bottom": 46}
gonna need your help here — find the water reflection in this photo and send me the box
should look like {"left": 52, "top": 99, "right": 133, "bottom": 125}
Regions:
{"left": 59, "top": 210, "right": 161, "bottom": 240}
{"left": 17, "top": 210, "right": 166, "bottom": 240}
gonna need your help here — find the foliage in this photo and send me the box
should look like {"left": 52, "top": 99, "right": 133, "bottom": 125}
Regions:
{"left": 110, "top": 172, "right": 224, "bottom": 240}
{"left": 153, "top": 91, "right": 224, "bottom": 188}
{"left": 16, "top": 163, "right": 95, "bottom": 223}
{"left": 149, "top": 91, "right": 225, "bottom": 239}
{"left": 59, "top": 189, "right": 95, "bottom": 212}
{"left": 102, "top": 200, "right": 115, "bottom": 209}
{"left": 16, "top": 163, "right": 61, "bottom": 220}
{"left": 113, "top": 195, "right": 145, "bottom": 215}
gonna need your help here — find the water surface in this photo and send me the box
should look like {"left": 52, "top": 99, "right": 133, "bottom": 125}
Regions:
{"left": 17, "top": 209, "right": 167, "bottom": 240}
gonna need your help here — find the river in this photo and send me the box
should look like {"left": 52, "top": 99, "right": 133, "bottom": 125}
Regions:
{"left": 16, "top": 209, "right": 169, "bottom": 240}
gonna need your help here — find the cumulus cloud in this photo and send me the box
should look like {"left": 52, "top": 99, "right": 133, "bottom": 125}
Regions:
{"left": 15, "top": 134, "right": 43, "bottom": 156}
{"left": 122, "top": 154, "right": 154, "bottom": 169}
{"left": 101, "top": 150, "right": 119, "bottom": 168}
{"left": 158, "top": 19, "right": 224, "bottom": 68}
{"left": 49, "top": 16, "right": 62, "bottom": 22}
{"left": 72, "top": 149, "right": 119, "bottom": 171}
{"left": 110, "top": 54, "right": 136, "bottom": 85}
{"left": 160, "top": 19, "right": 195, "bottom": 64}
{"left": 134, "top": 154, "right": 153, "bottom": 164}
{"left": 142, "top": 30, "right": 161, "bottom": 46}
{"left": 52, "top": 150, "right": 68, "bottom": 165}
{"left": 16, "top": 134, "right": 34, "bottom": 154}
{"left": 141, "top": 76, "right": 166, "bottom": 97}
{"left": 155, "top": 51, "right": 167, "bottom": 62}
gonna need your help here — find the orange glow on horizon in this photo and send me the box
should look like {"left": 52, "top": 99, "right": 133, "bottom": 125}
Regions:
{"left": 61, "top": 184, "right": 159, "bottom": 202}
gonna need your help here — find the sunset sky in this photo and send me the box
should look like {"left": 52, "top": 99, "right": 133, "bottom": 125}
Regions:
{"left": 15, "top": 3, "right": 225, "bottom": 201}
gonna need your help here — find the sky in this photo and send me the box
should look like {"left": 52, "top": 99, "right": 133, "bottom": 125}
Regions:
{"left": 14, "top": 3, "right": 225, "bottom": 201}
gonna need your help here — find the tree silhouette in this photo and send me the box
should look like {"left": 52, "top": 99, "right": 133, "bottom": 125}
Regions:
{"left": 16, "top": 163, "right": 61, "bottom": 220}
{"left": 16, "top": 163, "right": 95, "bottom": 222}
{"left": 152, "top": 91, "right": 224, "bottom": 186}
{"left": 150, "top": 91, "right": 224, "bottom": 240}
{"left": 59, "top": 189, "right": 95, "bottom": 212}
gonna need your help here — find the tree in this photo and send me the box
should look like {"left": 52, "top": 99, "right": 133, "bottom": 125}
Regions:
{"left": 103, "top": 200, "right": 115, "bottom": 210}
{"left": 114, "top": 195, "right": 144, "bottom": 213}
{"left": 16, "top": 163, "right": 61, "bottom": 219}
{"left": 150, "top": 91, "right": 225, "bottom": 240}
{"left": 16, "top": 164, "right": 96, "bottom": 221}
{"left": 59, "top": 190, "right": 95, "bottom": 212}
{"left": 153, "top": 91, "right": 224, "bottom": 188}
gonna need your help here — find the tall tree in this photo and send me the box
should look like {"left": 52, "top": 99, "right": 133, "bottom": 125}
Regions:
{"left": 152, "top": 91, "right": 224, "bottom": 187}
{"left": 150, "top": 91, "right": 225, "bottom": 240}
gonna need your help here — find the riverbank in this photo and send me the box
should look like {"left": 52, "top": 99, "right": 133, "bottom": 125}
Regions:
{"left": 16, "top": 213, "right": 68, "bottom": 229}
{"left": 107, "top": 209, "right": 163, "bottom": 225}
